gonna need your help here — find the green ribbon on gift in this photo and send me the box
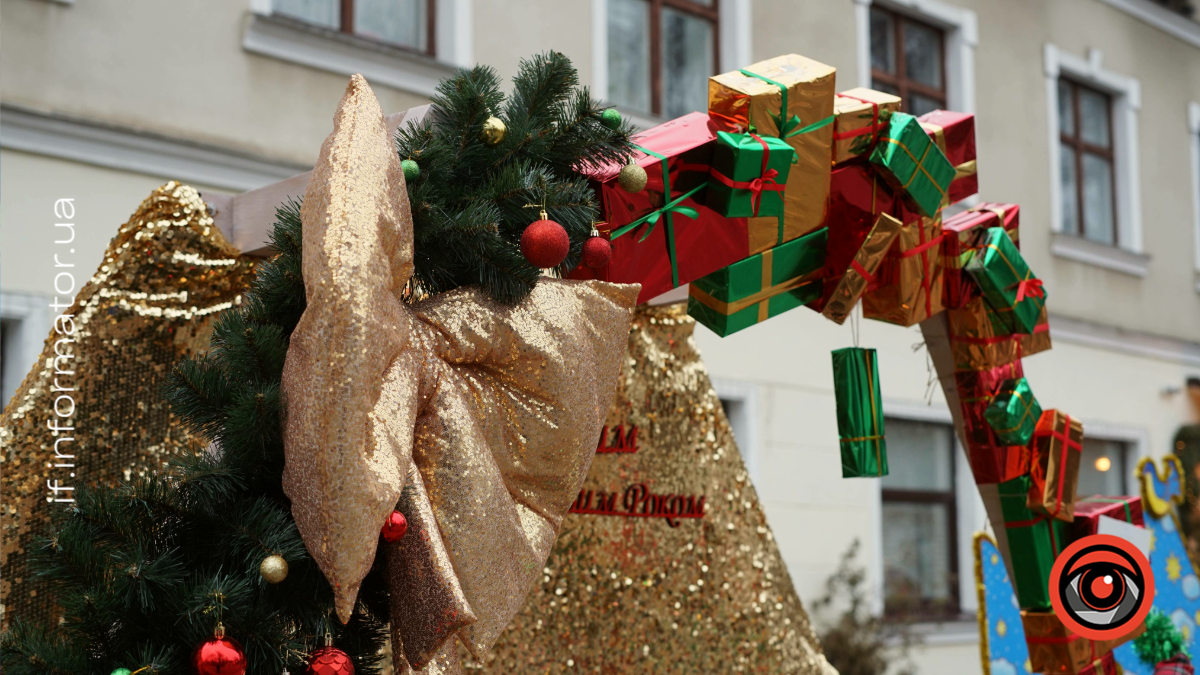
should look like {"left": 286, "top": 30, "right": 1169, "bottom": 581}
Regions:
{"left": 738, "top": 69, "right": 834, "bottom": 158}
{"left": 609, "top": 144, "right": 706, "bottom": 288}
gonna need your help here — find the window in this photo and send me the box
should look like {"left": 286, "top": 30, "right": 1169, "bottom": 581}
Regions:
{"left": 273, "top": 0, "right": 434, "bottom": 55}
{"left": 1, "top": 318, "right": 12, "bottom": 407}
{"left": 1076, "top": 438, "right": 1130, "bottom": 496}
{"left": 869, "top": 7, "right": 946, "bottom": 117}
{"left": 607, "top": 0, "right": 718, "bottom": 119}
{"left": 1058, "top": 79, "right": 1117, "bottom": 246}
{"left": 881, "top": 418, "right": 959, "bottom": 618}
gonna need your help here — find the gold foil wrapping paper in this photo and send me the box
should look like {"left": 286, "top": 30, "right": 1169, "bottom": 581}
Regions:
{"left": 948, "top": 298, "right": 1052, "bottom": 372}
{"left": 470, "top": 306, "right": 838, "bottom": 675}
{"left": 822, "top": 213, "right": 902, "bottom": 324}
{"left": 832, "top": 87, "right": 901, "bottom": 164}
{"left": 0, "top": 183, "right": 257, "bottom": 627}
{"left": 280, "top": 75, "right": 640, "bottom": 669}
{"left": 862, "top": 214, "right": 945, "bottom": 326}
{"left": 710, "top": 54, "right": 837, "bottom": 252}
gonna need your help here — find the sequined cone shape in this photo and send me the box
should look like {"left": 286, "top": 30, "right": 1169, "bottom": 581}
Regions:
{"left": 280, "top": 75, "right": 640, "bottom": 667}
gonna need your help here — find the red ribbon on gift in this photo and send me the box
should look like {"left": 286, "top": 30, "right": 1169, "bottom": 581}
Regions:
{"left": 1032, "top": 413, "right": 1082, "bottom": 518}
{"left": 1005, "top": 513, "right": 1063, "bottom": 556}
{"left": 850, "top": 259, "right": 879, "bottom": 291}
{"left": 898, "top": 225, "right": 944, "bottom": 318}
{"left": 834, "top": 93, "right": 885, "bottom": 147}
{"left": 708, "top": 133, "right": 785, "bottom": 216}
{"left": 1012, "top": 277, "right": 1046, "bottom": 303}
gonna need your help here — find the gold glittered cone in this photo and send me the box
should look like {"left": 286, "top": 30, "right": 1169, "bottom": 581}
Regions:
{"left": 280, "top": 74, "right": 640, "bottom": 668}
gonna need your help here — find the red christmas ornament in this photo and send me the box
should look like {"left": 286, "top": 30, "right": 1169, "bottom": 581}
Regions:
{"left": 307, "top": 646, "right": 355, "bottom": 675}
{"left": 193, "top": 627, "right": 246, "bottom": 675}
{"left": 381, "top": 509, "right": 407, "bottom": 543}
{"left": 581, "top": 230, "right": 612, "bottom": 269}
{"left": 520, "top": 212, "right": 570, "bottom": 269}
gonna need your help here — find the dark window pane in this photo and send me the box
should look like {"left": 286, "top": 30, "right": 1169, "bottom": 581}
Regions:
{"left": 1079, "top": 87, "right": 1112, "bottom": 148}
{"left": 1058, "top": 80, "right": 1075, "bottom": 137}
{"left": 1060, "top": 143, "right": 1079, "bottom": 234}
{"left": 903, "top": 20, "right": 943, "bottom": 89}
{"left": 908, "top": 94, "right": 942, "bottom": 117}
{"left": 881, "top": 419, "right": 955, "bottom": 491}
{"left": 871, "top": 79, "right": 900, "bottom": 97}
{"left": 870, "top": 8, "right": 896, "bottom": 74}
{"left": 355, "top": 0, "right": 428, "bottom": 51}
{"left": 1076, "top": 439, "right": 1128, "bottom": 496}
{"left": 608, "top": 0, "right": 651, "bottom": 113}
{"left": 1082, "top": 153, "right": 1116, "bottom": 245}
{"left": 274, "top": 0, "right": 339, "bottom": 29}
{"left": 883, "top": 502, "right": 953, "bottom": 613}
{"left": 660, "top": 6, "right": 713, "bottom": 118}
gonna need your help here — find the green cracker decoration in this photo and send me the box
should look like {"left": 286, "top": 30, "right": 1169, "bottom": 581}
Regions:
{"left": 831, "top": 347, "right": 888, "bottom": 478}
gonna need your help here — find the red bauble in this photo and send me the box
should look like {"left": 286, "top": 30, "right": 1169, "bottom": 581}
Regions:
{"left": 581, "top": 236, "right": 612, "bottom": 269}
{"left": 520, "top": 219, "right": 570, "bottom": 269}
{"left": 381, "top": 509, "right": 408, "bottom": 542}
{"left": 307, "top": 646, "right": 355, "bottom": 675}
{"left": 193, "top": 636, "right": 247, "bottom": 675}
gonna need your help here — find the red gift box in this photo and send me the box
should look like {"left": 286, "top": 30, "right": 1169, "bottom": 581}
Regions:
{"left": 569, "top": 112, "right": 749, "bottom": 304}
{"left": 1069, "top": 495, "right": 1144, "bottom": 542}
{"left": 918, "top": 109, "right": 977, "bottom": 206}
{"left": 941, "top": 203, "right": 1020, "bottom": 309}
{"left": 956, "top": 360, "right": 1030, "bottom": 484}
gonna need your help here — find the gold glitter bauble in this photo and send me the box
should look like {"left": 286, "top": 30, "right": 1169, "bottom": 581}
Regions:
{"left": 480, "top": 116, "right": 507, "bottom": 146}
{"left": 259, "top": 554, "right": 289, "bottom": 584}
{"left": 617, "top": 162, "right": 648, "bottom": 193}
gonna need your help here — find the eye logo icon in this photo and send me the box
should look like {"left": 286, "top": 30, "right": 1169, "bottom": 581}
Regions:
{"left": 1048, "top": 534, "right": 1154, "bottom": 640}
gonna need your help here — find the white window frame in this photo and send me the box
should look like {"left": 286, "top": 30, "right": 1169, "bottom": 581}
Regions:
{"left": 590, "top": 0, "right": 752, "bottom": 130}
{"left": 873, "top": 401, "right": 985, "bottom": 637}
{"left": 711, "top": 377, "right": 761, "bottom": 486}
{"left": 852, "top": 0, "right": 978, "bottom": 114}
{"left": 1080, "top": 419, "right": 1150, "bottom": 495}
{"left": 1044, "top": 45, "right": 1149, "bottom": 276}
{"left": 1, "top": 292, "right": 52, "bottom": 409}
{"left": 1189, "top": 101, "right": 1200, "bottom": 293}
{"left": 243, "top": 0, "right": 470, "bottom": 99}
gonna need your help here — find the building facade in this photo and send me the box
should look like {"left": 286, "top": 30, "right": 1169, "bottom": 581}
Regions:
{"left": 3, "top": 0, "right": 1200, "bottom": 672}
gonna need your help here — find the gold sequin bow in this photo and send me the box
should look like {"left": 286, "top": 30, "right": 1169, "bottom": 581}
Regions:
{"left": 280, "top": 75, "right": 639, "bottom": 668}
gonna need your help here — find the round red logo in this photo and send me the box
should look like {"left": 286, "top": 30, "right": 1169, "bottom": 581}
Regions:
{"left": 1048, "top": 533, "right": 1154, "bottom": 640}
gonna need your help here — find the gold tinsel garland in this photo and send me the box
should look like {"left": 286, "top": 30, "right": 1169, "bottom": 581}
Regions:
{"left": 0, "top": 182, "right": 257, "bottom": 627}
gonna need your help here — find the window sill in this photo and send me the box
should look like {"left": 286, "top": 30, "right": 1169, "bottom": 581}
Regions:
{"left": 1050, "top": 232, "right": 1150, "bottom": 277}
{"left": 242, "top": 13, "right": 456, "bottom": 98}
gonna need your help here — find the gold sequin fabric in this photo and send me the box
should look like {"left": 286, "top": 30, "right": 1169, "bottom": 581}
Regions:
{"left": 469, "top": 305, "right": 839, "bottom": 675}
{"left": 280, "top": 75, "right": 640, "bottom": 669}
{"left": 0, "top": 182, "right": 257, "bottom": 627}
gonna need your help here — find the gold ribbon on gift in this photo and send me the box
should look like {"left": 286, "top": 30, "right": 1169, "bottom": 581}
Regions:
{"left": 688, "top": 253, "right": 823, "bottom": 322}
{"left": 880, "top": 136, "right": 949, "bottom": 200}
{"left": 921, "top": 120, "right": 976, "bottom": 206}
{"left": 993, "top": 390, "right": 1037, "bottom": 434}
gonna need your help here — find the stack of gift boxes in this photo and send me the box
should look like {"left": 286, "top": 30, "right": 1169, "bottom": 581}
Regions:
{"left": 568, "top": 53, "right": 1146, "bottom": 673}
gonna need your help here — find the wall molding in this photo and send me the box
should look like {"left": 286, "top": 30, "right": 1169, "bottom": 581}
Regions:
{"left": 1049, "top": 312, "right": 1200, "bottom": 368}
{"left": 242, "top": 13, "right": 458, "bottom": 99}
{"left": 1050, "top": 232, "right": 1150, "bottom": 277}
{"left": 1096, "top": 0, "right": 1200, "bottom": 50}
{"left": 0, "top": 105, "right": 307, "bottom": 192}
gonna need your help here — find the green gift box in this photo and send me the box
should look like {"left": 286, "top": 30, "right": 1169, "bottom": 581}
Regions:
{"left": 832, "top": 347, "right": 888, "bottom": 478}
{"left": 869, "top": 112, "right": 956, "bottom": 217}
{"left": 967, "top": 227, "right": 1046, "bottom": 334}
{"left": 1000, "top": 475, "right": 1068, "bottom": 610}
{"left": 985, "top": 377, "right": 1043, "bottom": 446}
{"left": 689, "top": 227, "right": 826, "bottom": 337}
{"left": 707, "top": 131, "right": 795, "bottom": 218}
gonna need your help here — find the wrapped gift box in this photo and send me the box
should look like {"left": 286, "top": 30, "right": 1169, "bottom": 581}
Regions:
{"left": 832, "top": 88, "right": 901, "bottom": 164}
{"left": 918, "top": 109, "right": 978, "bottom": 206}
{"left": 1077, "top": 653, "right": 1119, "bottom": 675}
{"left": 1022, "top": 611, "right": 1145, "bottom": 674}
{"left": 710, "top": 54, "right": 837, "bottom": 250}
{"left": 869, "top": 111, "right": 956, "bottom": 217}
{"left": 985, "top": 377, "right": 1043, "bottom": 446}
{"left": 862, "top": 214, "right": 946, "bottom": 326}
{"left": 568, "top": 112, "right": 749, "bottom": 304}
{"left": 941, "top": 203, "right": 1020, "bottom": 309}
{"left": 957, "top": 361, "right": 1030, "bottom": 484}
{"left": 1001, "top": 475, "right": 1069, "bottom": 610}
{"left": 821, "top": 213, "right": 902, "bottom": 325}
{"left": 947, "top": 297, "right": 1051, "bottom": 372}
{"left": 708, "top": 131, "right": 794, "bottom": 218}
{"left": 832, "top": 347, "right": 888, "bottom": 478}
{"left": 689, "top": 227, "right": 827, "bottom": 336}
{"left": 1069, "top": 495, "right": 1144, "bottom": 542}
{"left": 967, "top": 227, "right": 1046, "bottom": 334}
{"left": 1028, "top": 410, "right": 1084, "bottom": 522}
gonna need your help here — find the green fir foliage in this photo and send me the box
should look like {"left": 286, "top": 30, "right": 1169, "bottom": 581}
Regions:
{"left": 0, "top": 202, "right": 391, "bottom": 675}
{"left": 397, "top": 51, "right": 635, "bottom": 304}
{"left": 1134, "top": 608, "right": 1190, "bottom": 667}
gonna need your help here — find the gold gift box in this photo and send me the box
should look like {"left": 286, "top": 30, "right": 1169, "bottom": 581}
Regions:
{"left": 822, "top": 213, "right": 902, "bottom": 325}
{"left": 861, "top": 214, "right": 945, "bottom": 327}
{"left": 1021, "top": 611, "right": 1143, "bottom": 674}
{"left": 832, "top": 87, "right": 901, "bottom": 165}
{"left": 709, "top": 54, "right": 837, "bottom": 255}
